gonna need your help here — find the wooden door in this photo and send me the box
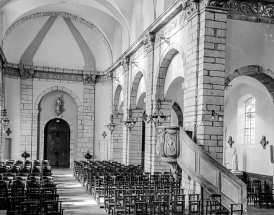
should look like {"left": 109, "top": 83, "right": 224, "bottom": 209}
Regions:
{"left": 44, "top": 119, "right": 70, "bottom": 167}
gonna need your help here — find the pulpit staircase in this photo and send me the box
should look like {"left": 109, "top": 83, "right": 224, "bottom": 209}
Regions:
{"left": 157, "top": 126, "right": 247, "bottom": 214}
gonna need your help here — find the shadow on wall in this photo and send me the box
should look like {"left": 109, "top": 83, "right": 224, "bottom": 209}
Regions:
{"left": 242, "top": 149, "right": 247, "bottom": 172}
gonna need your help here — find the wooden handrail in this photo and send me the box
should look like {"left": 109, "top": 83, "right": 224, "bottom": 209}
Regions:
{"left": 156, "top": 126, "right": 247, "bottom": 211}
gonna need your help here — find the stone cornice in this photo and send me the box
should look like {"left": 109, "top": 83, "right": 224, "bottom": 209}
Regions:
{"left": 5, "top": 66, "right": 110, "bottom": 84}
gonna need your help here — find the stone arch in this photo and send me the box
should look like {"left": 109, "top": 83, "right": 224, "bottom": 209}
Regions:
{"left": 34, "top": 86, "right": 82, "bottom": 168}
{"left": 172, "top": 102, "right": 183, "bottom": 127}
{"left": 154, "top": 43, "right": 187, "bottom": 99}
{"left": 225, "top": 65, "right": 274, "bottom": 102}
{"left": 2, "top": 12, "right": 113, "bottom": 64}
{"left": 41, "top": 116, "right": 74, "bottom": 167}
{"left": 113, "top": 84, "right": 123, "bottom": 113}
{"left": 34, "top": 86, "right": 82, "bottom": 111}
{"left": 130, "top": 69, "right": 146, "bottom": 109}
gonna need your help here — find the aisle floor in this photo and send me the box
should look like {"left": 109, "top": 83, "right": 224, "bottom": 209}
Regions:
{"left": 53, "top": 168, "right": 107, "bottom": 215}
{"left": 53, "top": 168, "right": 274, "bottom": 215}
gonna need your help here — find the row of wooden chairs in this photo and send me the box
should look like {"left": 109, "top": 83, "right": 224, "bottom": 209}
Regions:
{"left": 74, "top": 160, "right": 244, "bottom": 215}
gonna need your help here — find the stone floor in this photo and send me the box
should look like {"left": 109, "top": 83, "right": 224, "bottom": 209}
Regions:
{"left": 53, "top": 168, "right": 274, "bottom": 215}
{"left": 54, "top": 168, "right": 107, "bottom": 215}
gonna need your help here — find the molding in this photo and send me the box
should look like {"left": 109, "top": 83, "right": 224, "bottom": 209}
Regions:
{"left": 5, "top": 66, "right": 111, "bottom": 84}
{"left": 208, "top": 0, "right": 274, "bottom": 19}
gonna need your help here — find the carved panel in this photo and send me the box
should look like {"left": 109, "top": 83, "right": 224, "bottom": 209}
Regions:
{"left": 34, "top": 71, "right": 83, "bottom": 82}
{"left": 84, "top": 74, "right": 97, "bottom": 84}
{"left": 19, "top": 67, "right": 35, "bottom": 79}
{"left": 209, "top": 0, "right": 274, "bottom": 18}
{"left": 143, "top": 32, "right": 155, "bottom": 53}
{"left": 156, "top": 126, "right": 180, "bottom": 163}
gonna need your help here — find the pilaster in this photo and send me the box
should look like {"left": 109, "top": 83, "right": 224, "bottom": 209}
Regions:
{"left": 20, "top": 68, "right": 36, "bottom": 159}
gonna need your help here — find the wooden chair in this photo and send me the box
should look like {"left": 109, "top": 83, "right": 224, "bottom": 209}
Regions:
{"left": 114, "top": 189, "right": 126, "bottom": 215}
{"left": 170, "top": 199, "right": 186, "bottom": 215}
{"left": 44, "top": 200, "right": 64, "bottom": 215}
{"left": 20, "top": 201, "right": 42, "bottom": 215}
{"left": 134, "top": 202, "right": 148, "bottom": 215}
{"left": 188, "top": 194, "right": 201, "bottom": 215}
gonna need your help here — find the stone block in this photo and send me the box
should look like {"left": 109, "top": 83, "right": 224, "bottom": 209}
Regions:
{"left": 215, "top": 13, "right": 227, "bottom": 22}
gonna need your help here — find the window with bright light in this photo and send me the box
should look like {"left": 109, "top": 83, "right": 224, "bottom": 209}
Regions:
{"left": 245, "top": 97, "right": 255, "bottom": 144}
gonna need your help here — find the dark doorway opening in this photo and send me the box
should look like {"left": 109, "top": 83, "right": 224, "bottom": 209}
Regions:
{"left": 44, "top": 118, "right": 70, "bottom": 168}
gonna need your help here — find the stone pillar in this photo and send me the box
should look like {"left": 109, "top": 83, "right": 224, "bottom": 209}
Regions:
{"left": 127, "top": 108, "right": 143, "bottom": 165}
{"left": 121, "top": 57, "right": 130, "bottom": 165}
{"left": 197, "top": 6, "right": 227, "bottom": 163}
{"left": 78, "top": 75, "right": 96, "bottom": 160}
{"left": 143, "top": 32, "right": 156, "bottom": 172}
{"left": 109, "top": 113, "right": 123, "bottom": 162}
{"left": 20, "top": 68, "right": 36, "bottom": 159}
{"left": 184, "top": 3, "right": 227, "bottom": 163}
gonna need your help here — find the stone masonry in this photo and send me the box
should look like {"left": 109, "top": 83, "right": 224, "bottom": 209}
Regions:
{"left": 20, "top": 76, "right": 36, "bottom": 159}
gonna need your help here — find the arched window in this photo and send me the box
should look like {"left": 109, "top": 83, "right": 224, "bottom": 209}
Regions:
{"left": 245, "top": 97, "right": 255, "bottom": 144}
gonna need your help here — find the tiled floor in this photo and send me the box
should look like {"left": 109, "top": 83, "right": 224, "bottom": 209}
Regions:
{"left": 52, "top": 168, "right": 274, "bottom": 215}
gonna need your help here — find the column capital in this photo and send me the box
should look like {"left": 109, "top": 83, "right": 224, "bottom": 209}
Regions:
{"left": 143, "top": 31, "right": 156, "bottom": 53}
{"left": 83, "top": 74, "right": 97, "bottom": 85}
{"left": 121, "top": 56, "right": 130, "bottom": 72}
{"left": 19, "top": 66, "right": 35, "bottom": 79}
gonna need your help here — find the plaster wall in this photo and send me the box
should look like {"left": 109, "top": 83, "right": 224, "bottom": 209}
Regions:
{"left": 39, "top": 90, "right": 78, "bottom": 161}
{"left": 73, "top": 20, "right": 111, "bottom": 70}
{"left": 226, "top": 19, "right": 274, "bottom": 75}
{"left": 130, "top": 0, "right": 143, "bottom": 44}
{"left": 113, "top": 22, "right": 122, "bottom": 62}
{"left": 33, "top": 17, "right": 84, "bottom": 70}
{"left": 5, "top": 77, "right": 21, "bottom": 160}
{"left": 3, "top": 17, "right": 48, "bottom": 63}
{"left": 224, "top": 83, "right": 274, "bottom": 175}
{"left": 94, "top": 83, "right": 111, "bottom": 160}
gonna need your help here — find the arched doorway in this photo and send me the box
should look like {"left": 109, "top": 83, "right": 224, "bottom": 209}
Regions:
{"left": 44, "top": 118, "right": 70, "bottom": 168}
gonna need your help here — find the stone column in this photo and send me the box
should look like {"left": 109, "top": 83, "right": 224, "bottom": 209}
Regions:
{"left": 143, "top": 32, "right": 156, "bottom": 172}
{"left": 20, "top": 68, "right": 36, "bottom": 159}
{"left": 109, "top": 113, "right": 123, "bottom": 162}
{"left": 78, "top": 75, "right": 96, "bottom": 160}
{"left": 184, "top": 2, "right": 227, "bottom": 163}
{"left": 121, "top": 57, "right": 130, "bottom": 165}
{"left": 127, "top": 108, "right": 143, "bottom": 165}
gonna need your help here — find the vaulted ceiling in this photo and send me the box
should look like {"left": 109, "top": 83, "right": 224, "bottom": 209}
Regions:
{"left": 0, "top": 0, "right": 174, "bottom": 72}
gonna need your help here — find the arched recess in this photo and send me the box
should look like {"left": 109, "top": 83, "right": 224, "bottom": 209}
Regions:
{"left": 41, "top": 116, "right": 74, "bottom": 167}
{"left": 172, "top": 102, "right": 183, "bottom": 127}
{"left": 225, "top": 65, "right": 274, "bottom": 102}
{"left": 34, "top": 86, "right": 82, "bottom": 167}
{"left": 130, "top": 70, "right": 146, "bottom": 109}
{"left": 154, "top": 43, "right": 186, "bottom": 98}
{"left": 225, "top": 65, "right": 274, "bottom": 175}
{"left": 113, "top": 84, "right": 123, "bottom": 114}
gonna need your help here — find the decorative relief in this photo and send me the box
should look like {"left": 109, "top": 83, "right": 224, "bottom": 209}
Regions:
{"left": 96, "top": 75, "right": 111, "bottom": 84}
{"left": 84, "top": 74, "right": 97, "bottom": 84}
{"left": 142, "top": 32, "right": 156, "bottom": 53}
{"left": 35, "top": 71, "right": 83, "bottom": 82}
{"left": 156, "top": 11, "right": 186, "bottom": 44}
{"left": 19, "top": 66, "right": 35, "bottom": 79}
{"left": 121, "top": 56, "right": 130, "bottom": 71}
{"left": 5, "top": 68, "right": 19, "bottom": 77}
{"left": 209, "top": 0, "right": 274, "bottom": 18}
{"left": 156, "top": 126, "right": 180, "bottom": 161}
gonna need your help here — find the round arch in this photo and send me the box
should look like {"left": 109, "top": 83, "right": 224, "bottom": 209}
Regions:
{"left": 130, "top": 69, "right": 146, "bottom": 109}
{"left": 154, "top": 43, "right": 187, "bottom": 98}
{"left": 172, "top": 102, "right": 183, "bottom": 127}
{"left": 41, "top": 115, "right": 74, "bottom": 167}
{"left": 225, "top": 65, "right": 274, "bottom": 102}
{"left": 113, "top": 84, "right": 123, "bottom": 113}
